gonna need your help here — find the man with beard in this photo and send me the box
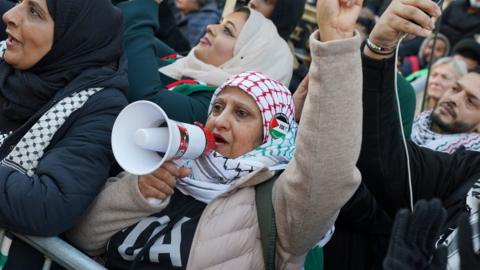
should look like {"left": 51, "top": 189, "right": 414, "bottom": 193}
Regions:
{"left": 318, "top": 0, "right": 480, "bottom": 267}
{"left": 359, "top": 48, "right": 480, "bottom": 268}
{"left": 411, "top": 70, "right": 480, "bottom": 153}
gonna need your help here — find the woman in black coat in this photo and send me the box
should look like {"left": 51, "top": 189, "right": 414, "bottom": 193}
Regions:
{"left": 0, "top": 0, "right": 128, "bottom": 268}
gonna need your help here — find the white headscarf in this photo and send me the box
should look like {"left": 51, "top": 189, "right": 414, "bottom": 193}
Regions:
{"left": 159, "top": 8, "right": 293, "bottom": 86}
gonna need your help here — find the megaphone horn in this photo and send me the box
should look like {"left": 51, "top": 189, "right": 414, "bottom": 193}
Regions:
{"left": 111, "top": 101, "right": 215, "bottom": 175}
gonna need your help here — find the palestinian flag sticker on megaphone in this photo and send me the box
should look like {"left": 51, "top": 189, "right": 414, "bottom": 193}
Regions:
{"left": 269, "top": 113, "right": 290, "bottom": 139}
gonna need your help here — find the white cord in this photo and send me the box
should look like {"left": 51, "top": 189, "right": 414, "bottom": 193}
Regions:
{"left": 394, "top": 35, "right": 414, "bottom": 211}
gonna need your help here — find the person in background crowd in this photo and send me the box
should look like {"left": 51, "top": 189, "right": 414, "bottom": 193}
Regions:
{"left": 440, "top": 0, "right": 480, "bottom": 48}
{"left": 153, "top": 0, "right": 192, "bottom": 54}
{"left": 0, "top": 0, "right": 128, "bottom": 268}
{"left": 173, "top": 0, "right": 220, "bottom": 48}
{"left": 452, "top": 38, "right": 480, "bottom": 71}
{"left": 411, "top": 57, "right": 467, "bottom": 111}
{"left": 403, "top": 33, "right": 450, "bottom": 78}
{"left": 119, "top": 0, "right": 293, "bottom": 125}
{"left": 67, "top": 0, "right": 364, "bottom": 268}
{"left": 247, "top": 0, "right": 307, "bottom": 41}
{"left": 358, "top": 0, "right": 480, "bottom": 267}
{"left": 411, "top": 70, "right": 480, "bottom": 153}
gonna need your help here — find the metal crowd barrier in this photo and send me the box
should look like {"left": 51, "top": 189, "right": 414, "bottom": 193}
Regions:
{"left": 0, "top": 229, "right": 106, "bottom": 270}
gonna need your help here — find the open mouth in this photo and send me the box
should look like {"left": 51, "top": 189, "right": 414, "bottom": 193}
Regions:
{"left": 213, "top": 133, "right": 227, "bottom": 144}
{"left": 6, "top": 32, "right": 21, "bottom": 48}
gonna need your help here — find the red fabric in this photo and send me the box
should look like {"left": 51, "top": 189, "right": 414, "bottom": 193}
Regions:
{"left": 404, "top": 56, "right": 420, "bottom": 73}
{"left": 165, "top": 79, "right": 202, "bottom": 90}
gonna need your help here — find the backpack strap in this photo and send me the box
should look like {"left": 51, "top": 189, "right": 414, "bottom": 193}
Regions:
{"left": 255, "top": 171, "right": 282, "bottom": 270}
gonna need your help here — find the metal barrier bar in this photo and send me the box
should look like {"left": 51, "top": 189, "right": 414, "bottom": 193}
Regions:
{"left": 12, "top": 233, "right": 106, "bottom": 270}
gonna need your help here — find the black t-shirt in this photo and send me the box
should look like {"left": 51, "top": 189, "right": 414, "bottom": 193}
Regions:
{"left": 106, "top": 191, "right": 206, "bottom": 270}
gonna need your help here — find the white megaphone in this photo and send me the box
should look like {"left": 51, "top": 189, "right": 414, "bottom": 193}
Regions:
{"left": 111, "top": 101, "right": 216, "bottom": 175}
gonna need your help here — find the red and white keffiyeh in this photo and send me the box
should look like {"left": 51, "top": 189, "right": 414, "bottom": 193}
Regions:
{"left": 176, "top": 71, "right": 298, "bottom": 203}
{"left": 210, "top": 71, "right": 295, "bottom": 143}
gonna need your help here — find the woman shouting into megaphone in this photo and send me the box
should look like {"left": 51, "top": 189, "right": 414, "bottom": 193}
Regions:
{"left": 67, "top": 0, "right": 364, "bottom": 268}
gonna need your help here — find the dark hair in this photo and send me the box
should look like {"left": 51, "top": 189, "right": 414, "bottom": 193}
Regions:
{"left": 453, "top": 39, "right": 480, "bottom": 64}
{"left": 270, "top": 0, "right": 307, "bottom": 41}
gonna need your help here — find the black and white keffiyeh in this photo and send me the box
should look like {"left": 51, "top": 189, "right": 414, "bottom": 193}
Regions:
{"left": 411, "top": 111, "right": 480, "bottom": 153}
{"left": 411, "top": 112, "right": 480, "bottom": 270}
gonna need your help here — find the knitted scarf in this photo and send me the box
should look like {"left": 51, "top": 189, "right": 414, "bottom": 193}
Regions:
{"left": 411, "top": 111, "right": 480, "bottom": 153}
{"left": 176, "top": 72, "right": 297, "bottom": 203}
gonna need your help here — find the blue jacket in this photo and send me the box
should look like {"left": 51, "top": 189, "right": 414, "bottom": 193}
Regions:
{"left": 0, "top": 54, "right": 128, "bottom": 237}
{"left": 176, "top": 2, "right": 220, "bottom": 47}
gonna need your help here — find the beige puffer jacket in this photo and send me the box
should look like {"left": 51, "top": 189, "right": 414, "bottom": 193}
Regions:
{"left": 67, "top": 31, "right": 363, "bottom": 269}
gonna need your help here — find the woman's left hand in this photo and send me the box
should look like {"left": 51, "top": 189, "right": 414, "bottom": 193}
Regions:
{"left": 316, "top": 0, "right": 364, "bottom": 42}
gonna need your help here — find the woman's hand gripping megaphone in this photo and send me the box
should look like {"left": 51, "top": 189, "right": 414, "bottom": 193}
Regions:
{"left": 111, "top": 101, "right": 217, "bottom": 203}
{"left": 138, "top": 161, "right": 191, "bottom": 202}
{"left": 136, "top": 122, "right": 215, "bottom": 203}
{"left": 135, "top": 122, "right": 215, "bottom": 204}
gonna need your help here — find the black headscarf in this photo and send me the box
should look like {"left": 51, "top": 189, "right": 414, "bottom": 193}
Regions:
{"left": 0, "top": 0, "right": 15, "bottom": 41}
{"left": 270, "top": 0, "right": 307, "bottom": 41}
{"left": 0, "top": 0, "right": 124, "bottom": 124}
